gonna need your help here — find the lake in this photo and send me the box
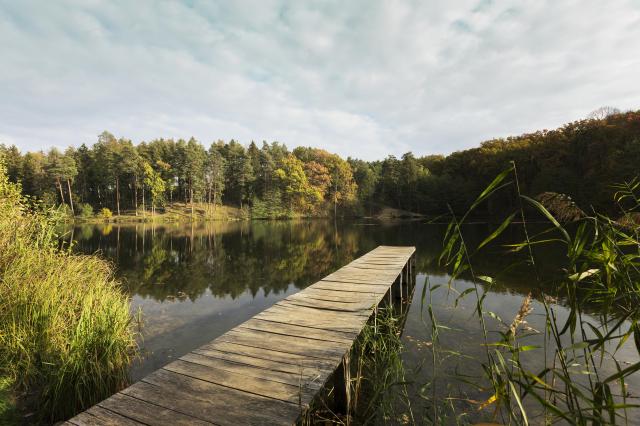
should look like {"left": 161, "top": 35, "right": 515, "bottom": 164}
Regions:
{"left": 66, "top": 220, "right": 640, "bottom": 423}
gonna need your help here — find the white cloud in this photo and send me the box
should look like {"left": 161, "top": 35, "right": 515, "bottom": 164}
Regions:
{"left": 0, "top": 0, "right": 639, "bottom": 160}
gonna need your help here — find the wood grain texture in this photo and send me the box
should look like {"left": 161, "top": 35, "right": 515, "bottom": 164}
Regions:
{"left": 67, "top": 245, "right": 415, "bottom": 425}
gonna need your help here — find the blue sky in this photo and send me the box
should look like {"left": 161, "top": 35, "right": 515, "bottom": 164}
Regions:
{"left": 1, "top": 0, "right": 639, "bottom": 160}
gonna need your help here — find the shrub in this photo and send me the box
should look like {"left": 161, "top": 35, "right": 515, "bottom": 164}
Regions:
{"left": 76, "top": 202, "right": 94, "bottom": 218}
{"left": 0, "top": 160, "right": 137, "bottom": 422}
{"left": 100, "top": 207, "right": 113, "bottom": 219}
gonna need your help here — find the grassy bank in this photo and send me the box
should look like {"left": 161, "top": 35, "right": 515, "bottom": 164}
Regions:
{"left": 0, "top": 160, "right": 137, "bottom": 423}
{"left": 70, "top": 202, "right": 426, "bottom": 224}
{"left": 74, "top": 202, "right": 249, "bottom": 224}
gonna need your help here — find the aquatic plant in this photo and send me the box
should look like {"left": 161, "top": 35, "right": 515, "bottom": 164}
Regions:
{"left": 301, "top": 304, "right": 415, "bottom": 425}
{"left": 0, "top": 159, "right": 137, "bottom": 422}
{"left": 433, "top": 162, "right": 640, "bottom": 424}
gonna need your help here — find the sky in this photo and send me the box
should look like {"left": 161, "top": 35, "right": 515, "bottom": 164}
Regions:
{"left": 1, "top": 1, "right": 639, "bottom": 161}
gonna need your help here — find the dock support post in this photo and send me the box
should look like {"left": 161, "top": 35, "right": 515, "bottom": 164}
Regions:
{"left": 398, "top": 269, "right": 404, "bottom": 314}
{"left": 333, "top": 352, "right": 351, "bottom": 416}
{"left": 374, "top": 306, "right": 378, "bottom": 334}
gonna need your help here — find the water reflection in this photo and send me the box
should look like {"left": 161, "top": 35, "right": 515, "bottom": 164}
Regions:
{"left": 402, "top": 274, "right": 640, "bottom": 424}
{"left": 67, "top": 220, "right": 608, "bottom": 392}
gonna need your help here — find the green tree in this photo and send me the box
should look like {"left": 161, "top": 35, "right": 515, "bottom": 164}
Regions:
{"left": 45, "top": 148, "right": 78, "bottom": 214}
{"left": 221, "top": 140, "right": 254, "bottom": 208}
{"left": 0, "top": 144, "right": 21, "bottom": 183}
{"left": 143, "top": 162, "right": 166, "bottom": 215}
{"left": 20, "top": 151, "right": 48, "bottom": 199}
{"left": 275, "top": 154, "right": 322, "bottom": 213}
{"left": 349, "top": 158, "right": 378, "bottom": 214}
{"left": 184, "top": 138, "right": 207, "bottom": 216}
{"left": 206, "top": 143, "right": 226, "bottom": 209}
{"left": 93, "top": 132, "right": 122, "bottom": 214}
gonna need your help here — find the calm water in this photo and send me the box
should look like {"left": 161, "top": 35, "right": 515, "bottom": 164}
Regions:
{"left": 66, "top": 220, "right": 640, "bottom": 423}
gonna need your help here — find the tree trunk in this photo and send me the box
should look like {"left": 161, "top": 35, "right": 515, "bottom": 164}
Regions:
{"left": 142, "top": 185, "right": 146, "bottom": 216}
{"left": 66, "top": 179, "right": 74, "bottom": 216}
{"left": 207, "top": 183, "right": 212, "bottom": 216}
{"left": 334, "top": 180, "right": 338, "bottom": 218}
{"left": 116, "top": 176, "right": 121, "bottom": 216}
{"left": 190, "top": 186, "right": 194, "bottom": 217}
{"left": 134, "top": 176, "right": 138, "bottom": 216}
{"left": 56, "top": 177, "right": 65, "bottom": 206}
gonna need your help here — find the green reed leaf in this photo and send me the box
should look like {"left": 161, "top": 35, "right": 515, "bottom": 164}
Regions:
{"left": 476, "top": 213, "right": 516, "bottom": 252}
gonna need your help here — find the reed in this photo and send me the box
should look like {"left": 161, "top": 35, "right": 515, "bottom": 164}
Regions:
{"left": 434, "top": 163, "right": 640, "bottom": 424}
{"left": 0, "top": 159, "right": 138, "bottom": 422}
{"left": 301, "top": 307, "right": 412, "bottom": 425}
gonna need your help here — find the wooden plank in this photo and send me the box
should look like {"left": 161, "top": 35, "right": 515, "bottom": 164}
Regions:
{"left": 322, "top": 273, "right": 397, "bottom": 283}
{"left": 310, "top": 280, "right": 391, "bottom": 294}
{"left": 135, "top": 369, "right": 301, "bottom": 426}
{"left": 239, "top": 318, "right": 358, "bottom": 344}
{"left": 290, "top": 287, "right": 381, "bottom": 303}
{"left": 344, "top": 264, "right": 403, "bottom": 271}
{"left": 163, "top": 359, "right": 316, "bottom": 405}
{"left": 191, "top": 345, "right": 329, "bottom": 377}
{"left": 277, "top": 298, "right": 374, "bottom": 313}
{"left": 196, "top": 340, "right": 335, "bottom": 371}
{"left": 180, "top": 352, "right": 323, "bottom": 390}
{"left": 98, "top": 393, "right": 212, "bottom": 426}
{"left": 67, "top": 406, "right": 143, "bottom": 426}
{"left": 285, "top": 291, "right": 379, "bottom": 308}
{"left": 349, "top": 263, "right": 406, "bottom": 268}
{"left": 273, "top": 300, "right": 372, "bottom": 316}
{"left": 255, "top": 307, "right": 369, "bottom": 334}
{"left": 218, "top": 327, "right": 353, "bottom": 359}
{"left": 258, "top": 301, "right": 372, "bottom": 321}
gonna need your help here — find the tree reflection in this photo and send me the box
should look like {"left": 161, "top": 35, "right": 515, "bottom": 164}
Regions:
{"left": 69, "top": 221, "right": 567, "bottom": 303}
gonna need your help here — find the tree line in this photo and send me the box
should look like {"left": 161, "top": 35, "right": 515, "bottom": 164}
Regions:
{"left": 1, "top": 109, "right": 638, "bottom": 218}
{"left": 0, "top": 132, "right": 358, "bottom": 218}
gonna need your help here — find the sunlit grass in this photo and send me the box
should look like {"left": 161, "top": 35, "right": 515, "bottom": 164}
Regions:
{"left": 0, "top": 159, "right": 138, "bottom": 422}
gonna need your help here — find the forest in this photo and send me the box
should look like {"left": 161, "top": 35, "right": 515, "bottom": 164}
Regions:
{"left": 1, "top": 109, "right": 639, "bottom": 219}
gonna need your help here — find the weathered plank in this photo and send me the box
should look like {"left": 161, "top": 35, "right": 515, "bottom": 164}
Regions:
{"left": 190, "top": 345, "right": 328, "bottom": 377}
{"left": 218, "top": 327, "right": 353, "bottom": 359}
{"left": 278, "top": 297, "right": 375, "bottom": 313}
{"left": 67, "top": 245, "right": 416, "bottom": 425}
{"left": 195, "top": 340, "right": 335, "bottom": 371}
{"left": 179, "top": 352, "right": 323, "bottom": 390}
{"left": 135, "top": 369, "right": 301, "bottom": 425}
{"left": 163, "top": 359, "right": 316, "bottom": 405}
{"left": 66, "top": 406, "right": 144, "bottom": 426}
{"left": 238, "top": 318, "right": 358, "bottom": 344}
{"left": 99, "top": 393, "right": 212, "bottom": 425}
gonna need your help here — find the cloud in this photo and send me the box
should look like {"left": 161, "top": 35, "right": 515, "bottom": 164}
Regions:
{"left": 1, "top": 0, "right": 639, "bottom": 160}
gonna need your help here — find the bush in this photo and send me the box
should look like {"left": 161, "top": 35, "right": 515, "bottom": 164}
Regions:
{"left": 0, "top": 161, "right": 137, "bottom": 422}
{"left": 76, "top": 202, "right": 94, "bottom": 218}
{"left": 100, "top": 207, "right": 113, "bottom": 219}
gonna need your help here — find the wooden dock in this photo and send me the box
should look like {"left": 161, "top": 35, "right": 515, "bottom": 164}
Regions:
{"left": 66, "top": 245, "right": 416, "bottom": 425}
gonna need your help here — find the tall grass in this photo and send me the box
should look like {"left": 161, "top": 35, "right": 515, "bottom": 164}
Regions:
{"left": 302, "top": 306, "right": 414, "bottom": 425}
{"left": 435, "top": 163, "right": 640, "bottom": 424}
{"left": 0, "top": 159, "right": 138, "bottom": 422}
